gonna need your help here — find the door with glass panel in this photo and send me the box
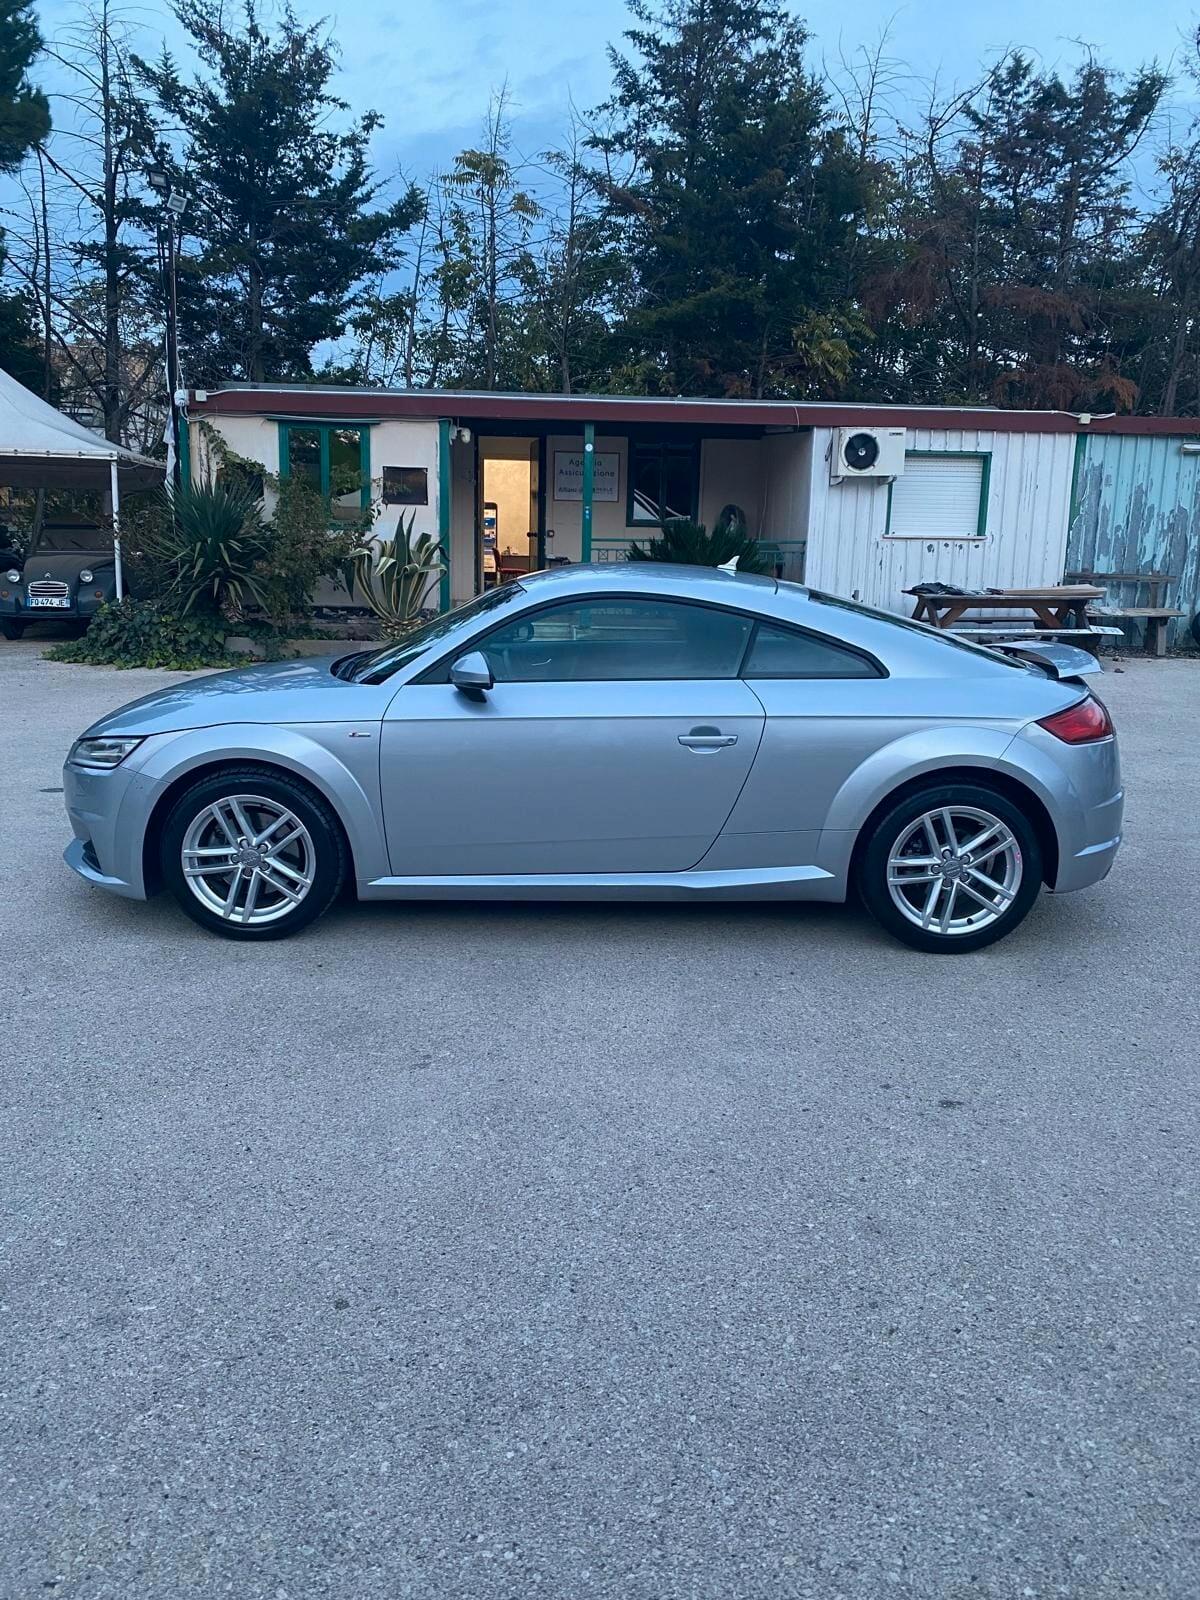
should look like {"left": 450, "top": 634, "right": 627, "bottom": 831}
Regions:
{"left": 380, "top": 596, "right": 766, "bottom": 875}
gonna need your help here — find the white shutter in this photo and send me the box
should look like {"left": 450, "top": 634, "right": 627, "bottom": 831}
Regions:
{"left": 889, "top": 455, "right": 985, "bottom": 538}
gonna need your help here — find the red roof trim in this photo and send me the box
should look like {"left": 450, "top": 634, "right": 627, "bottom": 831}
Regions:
{"left": 187, "top": 386, "right": 1200, "bottom": 436}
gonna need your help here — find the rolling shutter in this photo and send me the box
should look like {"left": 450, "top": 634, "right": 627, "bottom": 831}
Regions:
{"left": 889, "top": 455, "right": 985, "bottom": 538}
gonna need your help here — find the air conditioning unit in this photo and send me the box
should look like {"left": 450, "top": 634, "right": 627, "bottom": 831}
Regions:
{"left": 831, "top": 426, "right": 906, "bottom": 482}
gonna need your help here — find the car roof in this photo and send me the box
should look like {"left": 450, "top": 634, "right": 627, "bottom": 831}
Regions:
{"left": 520, "top": 561, "right": 780, "bottom": 601}
{"left": 516, "top": 562, "right": 1025, "bottom": 679}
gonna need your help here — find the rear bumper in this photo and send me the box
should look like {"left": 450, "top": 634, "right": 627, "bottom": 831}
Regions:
{"left": 1001, "top": 722, "right": 1123, "bottom": 895}
{"left": 1052, "top": 818, "right": 1123, "bottom": 893}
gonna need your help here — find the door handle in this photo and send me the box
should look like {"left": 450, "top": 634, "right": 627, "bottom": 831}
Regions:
{"left": 678, "top": 730, "right": 738, "bottom": 750}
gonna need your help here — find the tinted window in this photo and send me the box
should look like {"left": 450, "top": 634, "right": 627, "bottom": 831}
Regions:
{"left": 478, "top": 598, "right": 754, "bottom": 683}
{"left": 743, "top": 621, "right": 879, "bottom": 679}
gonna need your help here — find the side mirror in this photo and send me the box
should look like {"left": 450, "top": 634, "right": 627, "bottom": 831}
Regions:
{"left": 449, "top": 650, "right": 494, "bottom": 699}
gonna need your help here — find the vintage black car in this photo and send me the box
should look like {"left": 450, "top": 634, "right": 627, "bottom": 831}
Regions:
{"left": 1, "top": 525, "right": 118, "bottom": 639}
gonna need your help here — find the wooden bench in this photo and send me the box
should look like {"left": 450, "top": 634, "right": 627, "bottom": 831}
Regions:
{"left": 1065, "top": 570, "right": 1184, "bottom": 657}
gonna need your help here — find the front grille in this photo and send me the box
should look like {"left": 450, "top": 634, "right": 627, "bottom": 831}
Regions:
{"left": 27, "top": 579, "right": 70, "bottom": 598}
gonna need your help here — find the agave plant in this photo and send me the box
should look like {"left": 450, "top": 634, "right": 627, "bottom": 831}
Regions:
{"left": 141, "top": 482, "right": 274, "bottom": 617}
{"left": 628, "top": 515, "right": 767, "bottom": 574}
{"left": 348, "top": 511, "right": 446, "bottom": 636}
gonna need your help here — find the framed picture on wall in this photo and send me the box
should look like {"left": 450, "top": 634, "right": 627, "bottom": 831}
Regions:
{"left": 382, "top": 466, "right": 429, "bottom": 505}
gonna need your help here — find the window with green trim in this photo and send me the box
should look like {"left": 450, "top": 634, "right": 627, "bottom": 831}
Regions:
{"left": 627, "top": 443, "right": 698, "bottom": 526}
{"left": 278, "top": 423, "right": 371, "bottom": 522}
{"left": 886, "top": 452, "right": 990, "bottom": 539}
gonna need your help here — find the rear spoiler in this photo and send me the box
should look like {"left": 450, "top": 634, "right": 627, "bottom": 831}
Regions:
{"left": 990, "top": 640, "right": 1103, "bottom": 681}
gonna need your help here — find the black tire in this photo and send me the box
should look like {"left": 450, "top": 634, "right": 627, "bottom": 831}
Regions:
{"left": 856, "top": 782, "right": 1043, "bottom": 953}
{"left": 1, "top": 619, "right": 25, "bottom": 640}
{"left": 159, "top": 765, "right": 348, "bottom": 941}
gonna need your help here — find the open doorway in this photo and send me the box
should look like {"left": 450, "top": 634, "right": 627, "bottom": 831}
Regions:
{"left": 478, "top": 436, "right": 542, "bottom": 589}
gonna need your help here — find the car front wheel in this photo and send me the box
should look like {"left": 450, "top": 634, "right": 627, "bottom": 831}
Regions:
{"left": 1, "top": 620, "right": 25, "bottom": 640}
{"left": 857, "top": 783, "right": 1043, "bottom": 953}
{"left": 160, "top": 767, "right": 347, "bottom": 940}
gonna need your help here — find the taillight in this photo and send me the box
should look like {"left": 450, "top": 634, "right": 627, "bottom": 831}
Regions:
{"left": 1037, "top": 696, "right": 1114, "bottom": 744}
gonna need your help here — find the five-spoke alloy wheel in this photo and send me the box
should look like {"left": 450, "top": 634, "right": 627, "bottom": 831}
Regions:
{"left": 858, "top": 783, "right": 1042, "bottom": 953}
{"left": 161, "top": 767, "right": 346, "bottom": 940}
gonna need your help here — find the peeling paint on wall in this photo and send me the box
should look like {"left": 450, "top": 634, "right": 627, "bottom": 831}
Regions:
{"left": 1068, "top": 435, "right": 1200, "bottom": 649}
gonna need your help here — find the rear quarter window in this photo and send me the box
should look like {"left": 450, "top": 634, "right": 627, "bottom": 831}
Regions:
{"left": 743, "top": 621, "right": 882, "bottom": 679}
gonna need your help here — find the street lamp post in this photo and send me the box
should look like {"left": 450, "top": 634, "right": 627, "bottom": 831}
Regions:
{"left": 148, "top": 168, "right": 186, "bottom": 491}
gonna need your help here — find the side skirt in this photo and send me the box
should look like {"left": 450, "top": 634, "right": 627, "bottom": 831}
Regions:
{"left": 357, "top": 864, "right": 840, "bottom": 903}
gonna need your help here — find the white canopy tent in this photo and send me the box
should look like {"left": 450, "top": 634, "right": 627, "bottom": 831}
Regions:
{"left": 0, "top": 365, "right": 165, "bottom": 596}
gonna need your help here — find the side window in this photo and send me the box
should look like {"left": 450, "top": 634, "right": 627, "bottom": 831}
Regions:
{"left": 279, "top": 423, "right": 369, "bottom": 522}
{"left": 477, "top": 598, "right": 754, "bottom": 683}
{"left": 743, "top": 621, "right": 880, "bottom": 679}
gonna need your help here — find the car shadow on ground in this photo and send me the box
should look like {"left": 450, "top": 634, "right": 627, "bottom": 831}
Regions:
{"left": 64, "top": 868, "right": 1099, "bottom": 961}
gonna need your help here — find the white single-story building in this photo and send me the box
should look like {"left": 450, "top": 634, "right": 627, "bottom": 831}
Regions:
{"left": 183, "top": 384, "right": 1198, "bottom": 617}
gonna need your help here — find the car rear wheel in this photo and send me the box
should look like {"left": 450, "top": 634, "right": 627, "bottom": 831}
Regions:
{"left": 857, "top": 783, "right": 1043, "bottom": 953}
{"left": 160, "top": 767, "right": 347, "bottom": 941}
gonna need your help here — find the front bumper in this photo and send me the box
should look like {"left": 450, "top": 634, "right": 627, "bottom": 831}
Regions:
{"left": 1, "top": 591, "right": 109, "bottom": 622}
{"left": 63, "top": 835, "right": 142, "bottom": 897}
{"left": 62, "top": 754, "right": 152, "bottom": 899}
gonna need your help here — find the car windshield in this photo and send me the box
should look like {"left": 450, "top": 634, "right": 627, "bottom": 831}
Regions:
{"left": 33, "top": 526, "right": 107, "bottom": 554}
{"left": 338, "top": 582, "right": 529, "bottom": 683}
{"left": 804, "top": 586, "right": 1028, "bottom": 670}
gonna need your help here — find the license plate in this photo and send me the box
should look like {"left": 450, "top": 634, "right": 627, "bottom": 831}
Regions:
{"left": 28, "top": 596, "right": 69, "bottom": 608}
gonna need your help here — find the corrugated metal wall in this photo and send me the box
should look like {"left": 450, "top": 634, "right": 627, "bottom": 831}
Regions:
{"left": 804, "top": 426, "right": 1076, "bottom": 615}
{"left": 1068, "top": 434, "right": 1200, "bottom": 649}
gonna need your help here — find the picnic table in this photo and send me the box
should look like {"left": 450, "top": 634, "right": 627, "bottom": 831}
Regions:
{"left": 905, "top": 584, "right": 1106, "bottom": 632}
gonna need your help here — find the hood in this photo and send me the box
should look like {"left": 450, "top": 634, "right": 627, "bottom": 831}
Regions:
{"left": 21, "top": 551, "right": 114, "bottom": 580}
{"left": 84, "top": 654, "right": 398, "bottom": 737}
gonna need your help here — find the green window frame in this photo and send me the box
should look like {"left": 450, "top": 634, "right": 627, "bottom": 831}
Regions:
{"left": 626, "top": 442, "right": 699, "bottom": 527}
{"left": 884, "top": 450, "right": 992, "bottom": 540}
{"left": 277, "top": 422, "right": 372, "bottom": 520}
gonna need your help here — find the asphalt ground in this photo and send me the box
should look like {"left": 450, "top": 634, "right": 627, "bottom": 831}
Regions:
{"left": 1, "top": 641, "right": 1197, "bottom": 1599}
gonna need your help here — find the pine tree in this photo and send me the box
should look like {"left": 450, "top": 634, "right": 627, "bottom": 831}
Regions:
{"left": 136, "top": 0, "right": 422, "bottom": 385}
{"left": 0, "top": 0, "right": 50, "bottom": 384}
{"left": 592, "top": 0, "right": 871, "bottom": 398}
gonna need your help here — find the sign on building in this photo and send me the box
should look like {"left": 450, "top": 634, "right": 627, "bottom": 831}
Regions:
{"left": 554, "top": 450, "right": 619, "bottom": 502}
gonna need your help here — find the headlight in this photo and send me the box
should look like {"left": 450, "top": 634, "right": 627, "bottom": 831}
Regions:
{"left": 68, "top": 735, "right": 144, "bottom": 770}
{"left": 5, "top": 569, "right": 19, "bottom": 584}
{"left": 78, "top": 568, "right": 94, "bottom": 584}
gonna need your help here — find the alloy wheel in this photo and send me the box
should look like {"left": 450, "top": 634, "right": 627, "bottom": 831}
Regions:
{"left": 886, "top": 804, "right": 1023, "bottom": 937}
{"left": 179, "top": 793, "right": 316, "bottom": 927}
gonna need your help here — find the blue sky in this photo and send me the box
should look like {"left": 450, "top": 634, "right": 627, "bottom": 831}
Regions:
{"left": 29, "top": 0, "right": 1200, "bottom": 191}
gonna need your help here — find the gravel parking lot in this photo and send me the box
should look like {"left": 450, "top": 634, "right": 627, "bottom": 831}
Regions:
{"left": 1, "top": 641, "right": 1197, "bottom": 1600}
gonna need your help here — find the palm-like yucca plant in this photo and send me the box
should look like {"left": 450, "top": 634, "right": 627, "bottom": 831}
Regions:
{"left": 348, "top": 510, "right": 446, "bottom": 636}
{"left": 143, "top": 482, "right": 274, "bottom": 616}
{"left": 628, "top": 515, "right": 767, "bottom": 574}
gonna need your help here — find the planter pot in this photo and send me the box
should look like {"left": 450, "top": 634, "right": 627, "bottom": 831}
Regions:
{"left": 224, "top": 634, "right": 385, "bottom": 660}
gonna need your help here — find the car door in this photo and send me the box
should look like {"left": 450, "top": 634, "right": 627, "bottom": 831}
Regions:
{"left": 379, "top": 594, "right": 766, "bottom": 875}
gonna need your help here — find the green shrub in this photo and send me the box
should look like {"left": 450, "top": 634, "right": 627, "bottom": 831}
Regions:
{"left": 257, "top": 475, "right": 358, "bottom": 630}
{"left": 628, "top": 515, "right": 767, "bottom": 573}
{"left": 138, "top": 482, "right": 275, "bottom": 617}
{"left": 45, "top": 599, "right": 237, "bottom": 670}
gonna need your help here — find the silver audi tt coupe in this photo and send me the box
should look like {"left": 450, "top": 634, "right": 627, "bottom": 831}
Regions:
{"left": 62, "top": 564, "right": 1122, "bottom": 951}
